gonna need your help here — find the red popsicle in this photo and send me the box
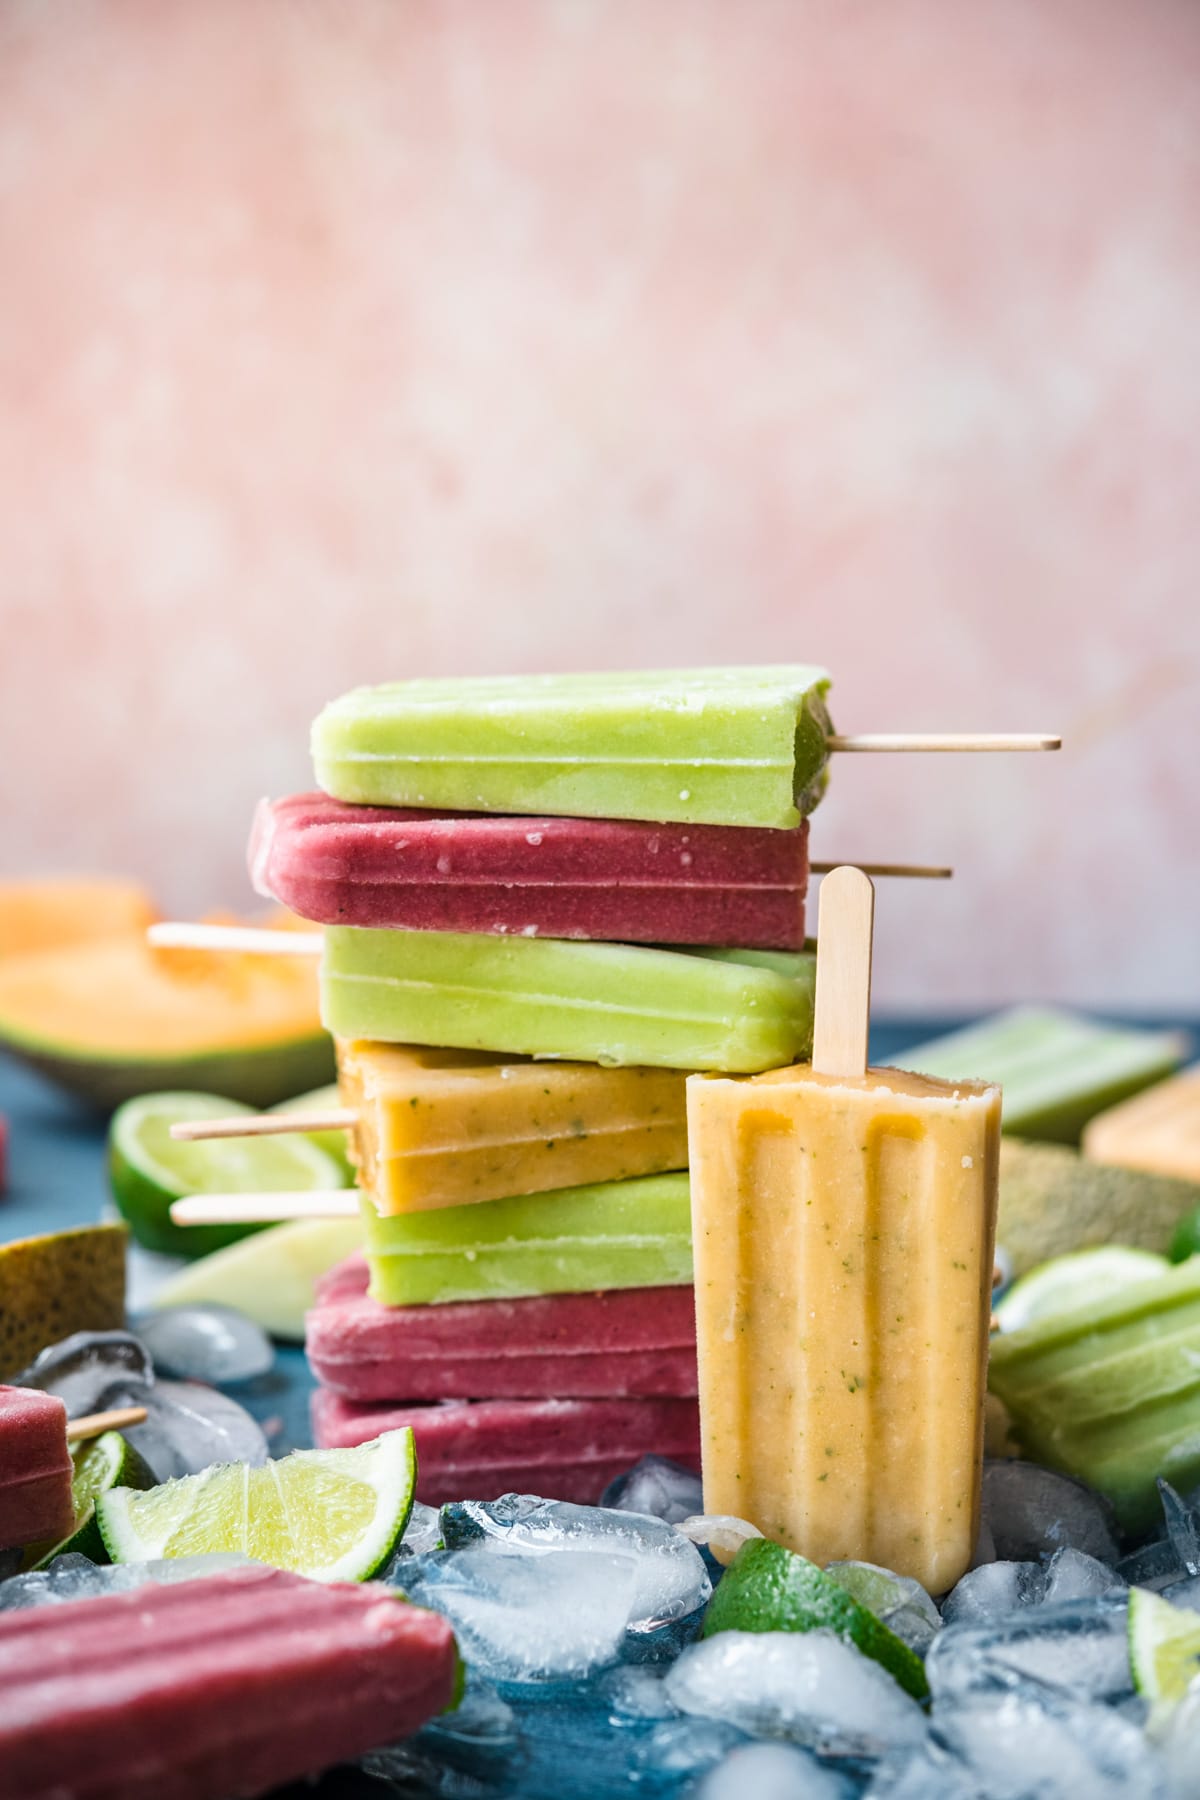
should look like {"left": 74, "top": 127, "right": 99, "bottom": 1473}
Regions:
{"left": 312, "top": 1390, "right": 701, "bottom": 1506}
{"left": 0, "top": 1385, "right": 76, "bottom": 1552}
{"left": 307, "top": 1256, "right": 698, "bottom": 1402}
{"left": 0, "top": 1563, "right": 459, "bottom": 1800}
{"left": 251, "top": 792, "right": 808, "bottom": 949}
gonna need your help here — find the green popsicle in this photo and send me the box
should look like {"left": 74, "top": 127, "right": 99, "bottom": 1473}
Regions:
{"left": 362, "top": 1172, "right": 692, "bottom": 1305}
{"left": 311, "top": 666, "right": 833, "bottom": 828}
{"left": 321, "top": 929, "right": 816, "bottom": 1073}
{"left": 906, "top": 1007, "right": 1188, "bottom": 1143}
{"left": 989, "top": 1257, "right": 1200, "bottom": 1532}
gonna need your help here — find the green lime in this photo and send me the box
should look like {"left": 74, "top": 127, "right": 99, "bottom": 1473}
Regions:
{"left": 1129, "top": 1586, "right": 1200, "bottom": 1711}
{"left": 109, "top": 1091, "right": 345, "bottom": 1258}
{"left": 993, "top": 1246, "right": 1171, "bottom": 1333}
{"left": 701, "top": 1536, "right": 929, "bottom": 1701}
{"left": 271, "top": 1084, "right": 356, "bottom": 1182}
{"left": 1170, "top": 1208, "right": 1200, "bottom": 1265}
{"left": 98, "top": 1428, "right": 417, "bottom": 1583}
{"left": 23, "top": 1430, "right": 156, "bottom": 1570}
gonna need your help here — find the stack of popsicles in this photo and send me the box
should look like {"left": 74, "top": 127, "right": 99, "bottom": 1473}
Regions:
{"left": 252, "top": 669, "right": 832, "bottom": 1501}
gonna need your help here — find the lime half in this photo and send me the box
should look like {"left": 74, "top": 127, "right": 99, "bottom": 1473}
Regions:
{"left": 701, "top": 1536, "right": 928, "bottom": 1701}
{"left": 98, "top": 1428, "right": 417, "bottom": 1583}
{"left": 993, "top": 1246, "right": 1171, "bottom": 1334}
{"left": 1129, "top": 1587, "right": 1200, "bottom": 1713}
{"left": 271, "top": 1084, "right": 355, "bottom": 1181}
{"left": 24, "top": 1430, "right": 156, "bottom": 1570}
{"left": 109, "top": 1090, "right": 345, "bottom": 1258}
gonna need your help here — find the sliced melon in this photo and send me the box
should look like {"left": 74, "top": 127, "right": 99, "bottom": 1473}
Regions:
{"left": 0, "top": 932, "right": 333, "bottom": 1111}
{"left": 151, "top": 1218, "right": 364, "bottom": 1340}
{"left": 998, "top": 1136, "right": 1200, "bottom": 1277}
{"left": 0, "top": 1223, "right": 127, "bottom": 1377}
{"left": 0, "top": 878, "right": 156, "bottom": 960}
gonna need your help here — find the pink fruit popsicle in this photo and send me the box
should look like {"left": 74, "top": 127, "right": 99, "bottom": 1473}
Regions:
{"left": 307, "top": 1256, "right": 698, "bottom": 1401}
{"left": 0, "top": 1563, "right": 460, "bottom": 1800}
{"left": 312, "top": 1392, "right": 700, "bottom": 1507}
{"left": 251, "top": 793, "right": 810, "bottom": 949}
{"left": 0, "top": 1386, "right": 75, "bottom": 1552}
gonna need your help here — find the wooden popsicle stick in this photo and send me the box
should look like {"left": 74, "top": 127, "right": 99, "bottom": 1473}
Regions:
{"left": 811, "top": 866, "right": 874, "bottom": 1079}
{"left": 828, "top": 732, "right": 1061, "bottom": 753}
{"left": 170, "top": 1192, "right": 361, "bottom": 1225}
{"left": 810, "top": 861, "right": 952, "bottom": 880}
{"left": 170, "top": 1109, "right": 357, "bottom": 1143}
{"left": 147, "top": 922, "right": 323, "bottom": 955}
{"left": 66, "top": 1405, "right": 149, "bottom": 1442}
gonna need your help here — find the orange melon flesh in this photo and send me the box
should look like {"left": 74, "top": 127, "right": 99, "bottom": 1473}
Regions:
{"left": 0, "top": 931, "right": 334, "bottom": 1110}
{"left": 0, "top": 878, "right": 157, "bottom": 961}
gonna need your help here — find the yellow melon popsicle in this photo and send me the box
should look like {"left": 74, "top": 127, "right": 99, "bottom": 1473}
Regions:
{"left": 337, "top": 1039, "right": 688, "bottom": 1214}
{"left": 686, "top": 867, "right": 1000, "bottom": 1594}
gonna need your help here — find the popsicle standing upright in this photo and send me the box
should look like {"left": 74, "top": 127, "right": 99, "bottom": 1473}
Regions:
{"left": 686, "top": 867, "right": 1001, "bottom": 1593}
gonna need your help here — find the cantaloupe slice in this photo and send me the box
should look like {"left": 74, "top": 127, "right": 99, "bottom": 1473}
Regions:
{"left": 0, "top": 878, "right": 157, "bottom": 960}
{"left": 0, "top": 1223, "right": 127, "bottom": 1377}
{"left": 0, "top": 930, "right": 333, "bottom": 1111}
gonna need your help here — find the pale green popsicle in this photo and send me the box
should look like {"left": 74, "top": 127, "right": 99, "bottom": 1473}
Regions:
{"left": 311, "top": 667, "right": 833, "bottom": 828}
{"left": 363, "top": 1172, "right": 692, "bottom": 1305}
{"left": 321, "top": 928, "right": 816, "bottom": 1073}
{"left": 906, "top": 1007, "right": 1189, "bottom": 1144}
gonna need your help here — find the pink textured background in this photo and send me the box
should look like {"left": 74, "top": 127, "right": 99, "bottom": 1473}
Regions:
{"left": 1, "top": 0, "right": 1197, "bottom": 1009}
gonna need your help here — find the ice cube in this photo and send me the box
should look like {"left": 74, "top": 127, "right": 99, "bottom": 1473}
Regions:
{"left": 0, "top": 1551, "right": 254, "bottom": 1612}
{"left": 1043, "top": 1546, "right": 1128, "bottom": 1606}
{"left": 399, "top": 1546, "right": 637, "bottom": 1680}
{"left": 694, "top": 1740, "right": 853, "bottom": 1798}
{"left": 598, "top": 1664, "right": 679, "bottom": 1723}
{"left": 633, "top": 1717, "right": 751, "bottom": 1779}
{"left": 928, "top": 1596, "right": 1133, "bottom": 1705}
{"left": 1157, "top": 1677, "right": 1200, "bottom": 1797}
{"left": 1159, "top": 1479, "right": 1200, "bottom": 1579}
{"left": 866, "top": 1744, "right": 981, "bottom": 1797}
{"left": 134, "top": 1306, "right": 274, "bottom": 1385}
{"left": 1118, "top": 1535, "right": 1191, "bottom": 1594}
{"left": 665, "top": 1629, "right": 928, "bottom": 1757}
{"left": 826, "top": 1561, "right": 941, "bottom": 1654}
{"left": 439, "top": 1494, "right": 711, "bottom": 1636}
{"left": 982, "top": 1460, "right": 1119, "bottom": 1563}
{"left": 931, "top": 1684, "right": 1166, "bottom": 1799}
{"left": 413, "top": 1673, "right": 521, "bottom": 1778}
{"left": 399, "top": 1500, "right": 443, "bottom": 1556}
{"left": 600, "top": 1454, "right": 704, "bottom": 1525}
{"left": 1162, "top": 1574, "right": 1200, "bottom": 1614}
{"left": 15, "top": 1330, "right": 153, "bottom": 1417}
{"left": 123, "top": 1379, "right": 269, "bottom": 1480}
{"left": 941, "top": 1561, "right": 1048, "bottom": 1627}
{"left": 358, "top": 1740, "right": 487, "bottom": 1796}
{"left": 677, "top": 1513, "right": 765, "bottom": 1558}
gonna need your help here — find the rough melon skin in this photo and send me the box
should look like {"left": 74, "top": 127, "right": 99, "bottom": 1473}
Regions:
{"left": 998, "top": 1137, "right": 1200, "bottom": 1277}
{"left": 0, "top": 1223, "right": 127, "bottom": 1377}
{"left": 0, "top": 934, "right": 334, "bottom": 1113}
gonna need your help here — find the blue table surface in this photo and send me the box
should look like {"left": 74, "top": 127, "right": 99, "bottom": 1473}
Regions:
{"left": 2, "top": 1017, "right": 1194, "bottom": 1800}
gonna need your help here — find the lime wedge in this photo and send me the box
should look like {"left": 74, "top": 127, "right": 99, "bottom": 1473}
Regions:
{"left": 1129, "top": 1586, "right": 1200, "bottom": 1712}
{"left": 98, "top": 1429, "right": 417, "bottom": 1583}
{"left": 24, "top": 1430, "right": 156, "bottom": 1570}
{"left": 151, "top": 1218, "right": 364, "bottom": 1340}
{"left": 271, "top": 1084, "right": 355, "bottom": 1181}
{"left": 701, "top": 1536, "right": 928, "bottom": 1700}
{"left": 993, "top": 1246, "right": 1170, "bottom": 1333}
{"left": 109, "top": 1091, "right": 345, "bottom": 1258}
